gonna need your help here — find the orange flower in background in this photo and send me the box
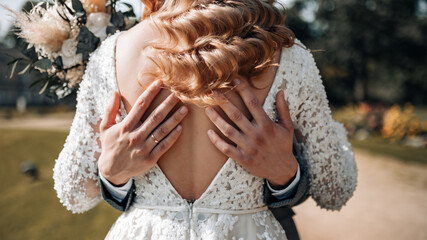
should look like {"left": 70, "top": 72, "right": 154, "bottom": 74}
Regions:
{"left": 381, "top": 103, "right": 422, "bottom": 140}
{"left": 381, "top": 105, "right": 404, "bottom": 139}
{"left": 357, "top": 102, "right": 371, "bottom": 116}
{"left": 81, "top": 0, "right": 107, "bottom": 14}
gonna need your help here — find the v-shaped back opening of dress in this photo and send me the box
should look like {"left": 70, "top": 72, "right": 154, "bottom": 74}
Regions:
{"left": 111, "top": 29, "right": 285, "bottom": 202}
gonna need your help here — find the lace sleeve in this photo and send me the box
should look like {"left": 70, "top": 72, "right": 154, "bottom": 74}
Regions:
{"left": 53, "top": 58, "right": 103, "bottom": 214}
{"left": 288, "top": 45, "right": 358, "bottom": 210}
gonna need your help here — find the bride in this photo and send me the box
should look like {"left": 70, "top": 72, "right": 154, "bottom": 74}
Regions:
{"left": 53, "top": 0, "right": 357, "bottom": 239}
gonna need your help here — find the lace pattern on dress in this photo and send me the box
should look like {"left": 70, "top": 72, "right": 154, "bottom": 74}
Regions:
{"left": 52, "top": 48, "right": 103, "bottom": 214}
{"left": 263, "top": 41, "right": 358, "bottom": 210}
{"left": 53, "top": 33, "right": 127, "bottom": 213}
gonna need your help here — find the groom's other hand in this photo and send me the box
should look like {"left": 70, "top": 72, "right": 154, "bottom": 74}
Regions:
{"left": 205, "top": 78, "right": 298, "bottom": 189}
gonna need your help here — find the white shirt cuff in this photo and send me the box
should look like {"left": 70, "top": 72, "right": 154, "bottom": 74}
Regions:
{"left": 99, "top": 170, "right": 133, "bottom": 202}
{"left": 266, "top": 163, "right": 300, "bottom": 198}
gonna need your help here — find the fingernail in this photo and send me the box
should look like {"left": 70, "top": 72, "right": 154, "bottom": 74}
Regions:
{"left": 207, "top": 129, "right": 214, "bottom": 137}
{"left": 180, "top": 106, "right": 187, "bottom": 114}
{"left": 155, "top": 80, "right": 162, "bottom": 87}
{"left": 205, "top": 107, "right": 213, "bottom": 115}
{"left": 234, "top": 78, "right": 241, "bottom": 85}
{"left": 176, "top": 125, "right": 182, "bottom": 131}
{"left": 213, "top": 91, "right": 226, "bottom": 100}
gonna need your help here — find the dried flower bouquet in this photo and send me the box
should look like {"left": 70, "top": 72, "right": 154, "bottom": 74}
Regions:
{"left": 6, "top": 0, "right": 136, "bottom": 99}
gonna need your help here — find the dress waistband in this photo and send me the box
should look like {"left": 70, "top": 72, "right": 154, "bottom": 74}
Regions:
{"left": 133, "top": 204, "right": 268, "bottom": 215}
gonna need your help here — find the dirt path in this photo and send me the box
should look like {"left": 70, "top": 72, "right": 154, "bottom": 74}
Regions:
{"left": 0, "top": 113, "right": 73, "bottom": 131}
{"left": 1, "top": 115, "right": 427, "bottom": 239}
{"left": 294, "top": 150, "right": 427, "bottom": 240}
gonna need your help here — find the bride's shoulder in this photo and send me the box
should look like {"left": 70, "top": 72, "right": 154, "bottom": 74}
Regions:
{"left": 88, "top": 32, "right": 122, "bottom": 65}
{"left": 276, "top": 38, "right": 322, "bottom": 98}
{"left": 82, "top": 32, "right": 122, "bottom": 83}
{"left": 78, "top": 32, "right": 123, "bottom": 104}
{"left": 280, "top": 38, "right": 317, "bottom": 69}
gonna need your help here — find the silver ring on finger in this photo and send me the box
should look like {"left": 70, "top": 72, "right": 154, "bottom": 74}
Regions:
{"left": 151, "top": 133, "right": 160, "bottom": 144}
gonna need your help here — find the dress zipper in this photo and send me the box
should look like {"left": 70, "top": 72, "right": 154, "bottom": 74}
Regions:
{"left": 188, "top": 202, "right": 193, "bottom": 219}
{"left": 187, "top": 201, "right": 194, "bottom": 239}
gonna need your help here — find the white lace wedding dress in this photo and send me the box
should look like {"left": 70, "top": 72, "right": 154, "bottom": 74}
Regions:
{"left": 53, "top": 32, "right": 357, "bottom": 239}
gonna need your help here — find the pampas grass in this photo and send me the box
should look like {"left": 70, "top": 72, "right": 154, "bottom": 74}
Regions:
{"left": 3, "top": 2, "right": 72, "bottom": 58}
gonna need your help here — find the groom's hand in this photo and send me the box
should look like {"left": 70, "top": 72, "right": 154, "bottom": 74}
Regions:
{"left": 98, "top": 80, "right": 188, "bottom": 186}
{"left": 205, "top": 79, "right": 298, "bottom": 189}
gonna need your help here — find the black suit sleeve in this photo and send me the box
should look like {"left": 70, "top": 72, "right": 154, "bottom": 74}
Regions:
{"left": 99, "top": 177, "right": 136, "bottom": 212}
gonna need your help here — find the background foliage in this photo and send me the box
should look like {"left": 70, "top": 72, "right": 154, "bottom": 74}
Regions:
{"left": 286, "top": 0, "right": 427, "bottom": 106}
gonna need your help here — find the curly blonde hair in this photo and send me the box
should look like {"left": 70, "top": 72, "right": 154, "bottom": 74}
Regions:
{"left": 140, "top": 0, "right": 295, "bottom": 105}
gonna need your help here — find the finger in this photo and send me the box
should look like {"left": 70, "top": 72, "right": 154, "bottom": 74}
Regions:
{"left": 276, "top": 90, "right": 294, "bottom": 131}
{"left": 205, "top": 107, "right": 249, "bottom": 147}
{"left": 100, "top": 91, "right": 121, "bottom": 132}
{"left": 233, "top": 78, "right": 270, "bottom": 126}
{"left": 137, "top": 92, "right": 180, "bottom": 139}
{"left": 207, "top": 129, "right": 244, "bottom": 161}
{"left": 215, "top": 93, "right": 253, "bottom": 135}
{"left": 123, "top": 80, "right": 163, "bottom": 130}
{"left": 150, "top": 125, "right": 183, "bottom": 159}
{"left": 144, "top": 105, "right": 188, "bottom": 149}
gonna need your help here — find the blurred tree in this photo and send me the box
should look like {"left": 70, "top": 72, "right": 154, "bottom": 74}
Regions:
{"left": 286, "top": 0, "right": 427, "bottom": 105}
{"left": 285, "top": 1, "right": 313, "bottom": 44}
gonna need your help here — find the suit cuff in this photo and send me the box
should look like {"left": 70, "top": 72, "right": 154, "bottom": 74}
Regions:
{"left": 264, "top": 158, "right": 310, "bottom": 208}
{"left": 99, "top": 170, "right": 133, "bottom": 202}
{"left": 266, "top": 163, "right": 301, "bottom": 200}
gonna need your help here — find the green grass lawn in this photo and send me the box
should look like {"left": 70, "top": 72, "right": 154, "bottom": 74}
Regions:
{"left": 0, "top": 128, "right": 425, "bottom": 239}
{"left": 0, "top": 129, "right": 120, "bottom": 240}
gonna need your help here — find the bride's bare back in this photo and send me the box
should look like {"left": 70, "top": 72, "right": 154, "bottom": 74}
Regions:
{"left": 115, "top": 21, "right": 280, "bottom": 200}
